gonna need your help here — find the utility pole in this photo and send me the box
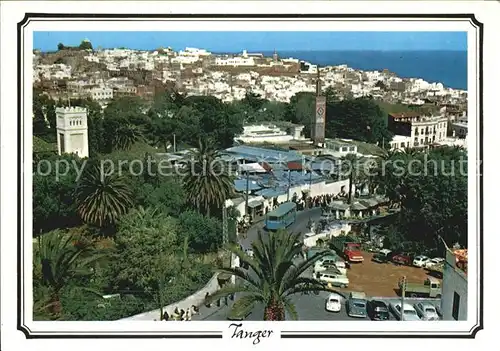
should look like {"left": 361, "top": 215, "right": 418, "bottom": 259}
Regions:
{"left": 244, "top": 168, "right": 250, "bottom": 218}
{"left": 287, "top": 168, "right": 292, "bottom": 202}
{"left": 400, "top": 275, "right": 407, "bottom": 321}
{"left": 173, "top": 134, "right": 176, "bottom": 153}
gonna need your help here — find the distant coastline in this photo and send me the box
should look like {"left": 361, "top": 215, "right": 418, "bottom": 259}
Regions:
{"left": 215, "top": 50, "right": 467, "bottom": 90}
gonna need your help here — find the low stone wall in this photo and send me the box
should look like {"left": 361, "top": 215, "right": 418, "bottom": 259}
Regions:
{"left": 119, "top": 273, "right": 221, "bottom": 321}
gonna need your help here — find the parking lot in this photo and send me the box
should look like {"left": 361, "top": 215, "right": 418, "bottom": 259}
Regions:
{"left": 192, "top": 289, "right": 441, "bottom": 321}
{"left": 334, "top": 252, "right": 443, "bottom": 297}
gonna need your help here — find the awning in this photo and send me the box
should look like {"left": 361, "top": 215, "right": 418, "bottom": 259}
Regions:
{"left": 248, "top": 199, "right": 264, "bottom": 208}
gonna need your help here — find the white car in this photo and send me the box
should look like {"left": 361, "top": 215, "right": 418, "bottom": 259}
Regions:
{"left": 315, "top": 270, "right": 349, "bottom": 288}
{"left": 389, "top": 302, "right": 421, "bottom": 321}
{"left": 414, "top": 302, "right": 440, "bottom": 320}
{"left": 413, "top": 255, "right": 430, "bottom": 267}
{"left": 424, "top": 257, "right": 445, "bottom": 269}
{"left": 314, "top": 260, "right": 347, "bottom": 275}
{"left": 325, "top": 293, "right": 342, "bottom": 312}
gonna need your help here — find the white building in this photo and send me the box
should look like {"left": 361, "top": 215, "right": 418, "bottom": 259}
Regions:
{"left": 235, "top": 124, "right": 305, "bottom": 144}
{"left": 215, "top": 56, "right": 255, "bottom": 67}
{"left": 91, "top": 86, "right": 113, "bottom": 101}
{"left": 388, "top": 112, "right": 449, "bottom": 149}
{"left": 441, "top": 249, "right": 467, "bottom": 321}
{"left": 323, "top": 139, "right": 362, "bottom": 158}
{"left": 56, "top": 107, "right": 89, "bottom": 158}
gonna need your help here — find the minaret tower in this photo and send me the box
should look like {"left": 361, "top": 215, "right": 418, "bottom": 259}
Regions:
{"left": 56, "top": 106, "right": 89, "bottom": 158}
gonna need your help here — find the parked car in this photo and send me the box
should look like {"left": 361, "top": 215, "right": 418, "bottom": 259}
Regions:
{"left": 315, "top": 269, "right": 349, "bottom": 288}
{"left": 314, "top": 257, "right": 347, "bottom": 275}
{"left": 413, "top": 255, "right": 430, "bottom": 267}
{"left": 325, "top": 293, "right": 342, "bottom": 312}
{"left": 366, "top": 300, "right": 390, "bottom": 320}
{"left": 346, "top": 292, "right": 368, "bottom": 318}
{"left": 389, "top": 302, "right": 421, "bottom": 321}
{"left": 372, "top": 249, "right": 393, "bottom": 263}
{"left": 414, "top": 302, "right": 440, "bottom": 320}
{"left": 392, "top": 252, "right": 413, "bottom": 266}
{"left": 424, "top": 257, "right": 445, "bottom": 269}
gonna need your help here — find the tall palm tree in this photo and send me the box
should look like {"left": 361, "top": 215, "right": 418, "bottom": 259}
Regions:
{"left": 210, "top": 230, "right": 331, "bottom": 321}
{"left": 35, "top": 230, "right": 107, "bottom": 317}
{"left": 183, "top": 138, "right": 235, "bottom": 216}
{"left": 75, "top": 163, "right": 134, "bottom": 227}
{"left": 113, "top": 123, "right": 143, "bottom": 151}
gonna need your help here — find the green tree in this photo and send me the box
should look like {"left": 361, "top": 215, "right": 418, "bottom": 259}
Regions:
{"left": 211, "top": 230, "right": 331, "bottom": 320}
{"left": 325, "top": 97, "right": 393, "bottom": 145}
{"left": 35, "top": 230, "right": 107, "bottom": 317}
{"left": 79, "top": 40, "right": 93, "bottom": 51}
{"left": 109, "top": 207, "right": 179, "bottom": 293}
{"left": 183, "top": 139, "right": 235, "bottom": 216}
{"left": 285, "top": 92, "right": 316, "bottom": 137}
{"left": 33, "top": 155, "right": 82, "bottom": 235}
{"left": 134, "top": 177, "right": 186, "bottom": 217}
{"left": 33, "top": 104, "right": 48, "bottom": 137}
{"left": 178, "top": 210, "right": 223, "bottom": 253}
{"left": 75, "top": 162, "right": 134, "bottom": 228}
{"left": 57, "top": 43, "right": 65, "bottom": 51}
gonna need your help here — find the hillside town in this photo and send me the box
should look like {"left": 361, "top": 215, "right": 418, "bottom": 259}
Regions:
{"left": 32, "top": 39, "right": 469, "bottom": 324}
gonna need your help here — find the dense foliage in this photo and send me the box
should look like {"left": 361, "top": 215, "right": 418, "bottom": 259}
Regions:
{"left": 32, "top": 85, "right": 466, "bottom": 321}
{"left": 373, "top": 146, "right": 468, "bottom": 254}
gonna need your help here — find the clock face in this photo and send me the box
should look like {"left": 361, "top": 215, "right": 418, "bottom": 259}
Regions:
{"left": 316, "top": 105, "right": 325, "bottom": 122}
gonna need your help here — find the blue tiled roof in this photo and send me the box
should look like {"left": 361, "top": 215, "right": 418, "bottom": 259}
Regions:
{"left": 234, "top": 179, "right": 263, "bottom": 192}
{"left": 255, "top": 188, "right": 287, "bottom": 198}
{"left": 225, "top": 145, "right": 303, "bottom": 163}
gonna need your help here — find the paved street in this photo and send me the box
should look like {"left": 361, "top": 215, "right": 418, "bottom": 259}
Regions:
{"left": 191, "top": 207, "right": 440, "bottom": 321}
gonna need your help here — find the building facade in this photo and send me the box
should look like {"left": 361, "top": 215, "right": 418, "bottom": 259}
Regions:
{"left": 388, "top": 112, "right": 448, "bottom": 149}
{"left": 441, "top": 249, "right": 468, "bottom": 321}
{"left": 56, "top": 107, "right": 89, "bottom": 158}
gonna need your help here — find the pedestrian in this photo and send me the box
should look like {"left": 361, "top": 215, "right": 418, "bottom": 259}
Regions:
{"left": 205, "top": 292, "right": 211, "bottom": 308}
{"left": 163, "top": 311, "right": 169, "bottom": 321}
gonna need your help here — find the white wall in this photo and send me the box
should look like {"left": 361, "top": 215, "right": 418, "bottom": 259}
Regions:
{"left": 441, "top": 251, "right": 467, "bottom": 321}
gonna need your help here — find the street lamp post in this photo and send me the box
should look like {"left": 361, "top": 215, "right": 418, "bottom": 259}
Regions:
{"left": 400, "top": 275, "right": 407, "bottom": 321}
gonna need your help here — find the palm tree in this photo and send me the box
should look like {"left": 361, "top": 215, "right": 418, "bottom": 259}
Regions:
{"left": 183, "top": 138, "right": 235, "bottom": 216}
{"left": 210, "top": 230, "right": 332, "bottom": 321}
{"left": 113, "top": 123, "right": 143, "bottom": 151}
{"left": 35, "top": 230, "right": 107, "bottom": 317}
{"left": 340, "top": 153, "right": 362, "bottom": 204}
{"left": 75, "top": 163, "right": 134, "bottom": 227}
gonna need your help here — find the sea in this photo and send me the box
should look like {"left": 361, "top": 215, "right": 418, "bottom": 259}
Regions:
{"left": 260, "top": 50, "right": 467, "bottom": 90}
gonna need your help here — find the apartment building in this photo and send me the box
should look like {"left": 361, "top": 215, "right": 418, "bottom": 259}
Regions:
{"left": 388, "top": 112, "right": 448, "bottom": 148}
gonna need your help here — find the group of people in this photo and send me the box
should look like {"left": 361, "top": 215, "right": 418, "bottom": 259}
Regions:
{"left": 161, "top": 305, "right": 199, "bottom": 321}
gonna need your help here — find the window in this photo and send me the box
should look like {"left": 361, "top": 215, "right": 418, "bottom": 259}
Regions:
{"left": 452, "top": 292, "right": 460, "bottom": 320}
{"left": 349, "top": 146, "right": 355, "bottom": 151}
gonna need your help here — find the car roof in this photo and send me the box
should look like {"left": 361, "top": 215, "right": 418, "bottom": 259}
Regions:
{"left": 328, "top": 293, "right": 342, "bottom": 299}
{"left": 417, "top": 302, "right": 436, "bottom": 308}
{"left": 371, "top": 300, "right": 387, "bottom": 307}
{"left": 349, "top": 291, "right": 366, "bottom": 299}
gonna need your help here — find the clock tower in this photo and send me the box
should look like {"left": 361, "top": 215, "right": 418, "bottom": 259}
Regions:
{"left": 311, "top": 69, "right": 326, "bottom": 145}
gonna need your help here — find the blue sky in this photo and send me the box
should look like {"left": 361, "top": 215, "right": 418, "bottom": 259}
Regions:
{"left": 34, "top": 31, "right": 467, "bottom": 52}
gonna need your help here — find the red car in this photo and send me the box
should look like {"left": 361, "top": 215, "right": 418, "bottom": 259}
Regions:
{"left": 392, "top": 252, "right": 413, "bottom": 266}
